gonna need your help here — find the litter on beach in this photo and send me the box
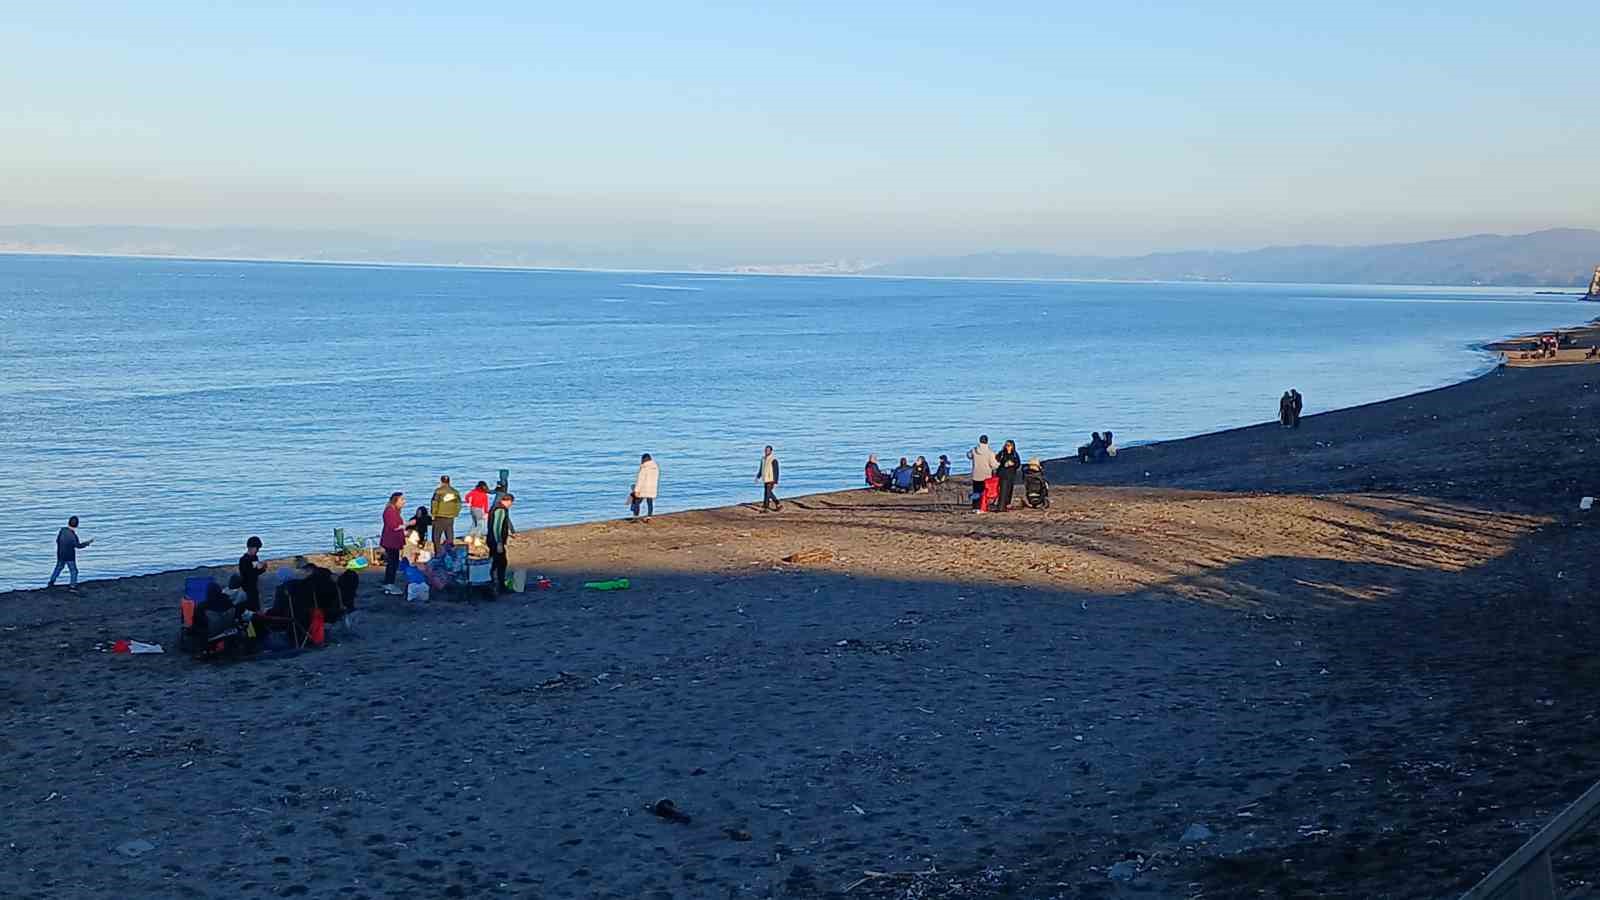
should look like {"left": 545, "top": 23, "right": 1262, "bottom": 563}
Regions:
{"left": 110, "top": 640, "right": 163, "bottom": 654}
{"left": 1581, "top": 496, "right": 1594, "bottom": 510}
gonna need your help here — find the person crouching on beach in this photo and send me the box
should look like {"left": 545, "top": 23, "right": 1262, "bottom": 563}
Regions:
{"left": 430, "top": 475, "right": 461, "bottom": 553}
{"left": 465, "top": 480, "right": 491, "bottom": 539}
{"left": 934, "top": 455, "right": 951, "bottom": 484}
{"left": 48, "top": 515, "right": 94, "bottom": 592}
{"left": 411, "top": 504, "right": 433, "bottom": 548}
{"left": 632, "top": 453, "right": 659, "bottom": 518}
{"left": 380, "top": 492, "right": 413, "bottom": 595}
{"left": 487, "top": 493, "right": 515, "bottom": 594}
{"left": 758, "top": 446, "right": 782, "bottom": 511}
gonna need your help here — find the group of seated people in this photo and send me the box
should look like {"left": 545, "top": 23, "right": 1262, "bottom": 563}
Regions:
{"left": 1076, "top": 430, "right": 1117, "bottom": 464}
{"left": 185, "top": 558, "right": 359, "bottom": 659}
{"left": 865, "top": 454, "right": 951, "bottom": 493}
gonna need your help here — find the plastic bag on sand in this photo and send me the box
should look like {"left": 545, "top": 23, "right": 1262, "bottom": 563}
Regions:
{"left": 509, "top": 569, "right": 528, "bottom": 593}
{"left": 112, "top": 640, "right": 164, "bottom": 654}
{"left": 407, "top": 582, "right": 430, "bottom": 604}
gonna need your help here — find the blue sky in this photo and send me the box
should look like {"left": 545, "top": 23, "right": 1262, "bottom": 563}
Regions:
{"left": 3, "top": 1, "right": 1596, "bottom": 259}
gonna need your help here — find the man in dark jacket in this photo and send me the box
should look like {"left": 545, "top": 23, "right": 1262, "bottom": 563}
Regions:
{"left": 49, "top": 516, "right": 93, "bottom": 592}
{"left": 487, "top": 493, "right": 515, "bottom": 595}
{"left": 239, "top": 536, "right": 267, "bottom": 611}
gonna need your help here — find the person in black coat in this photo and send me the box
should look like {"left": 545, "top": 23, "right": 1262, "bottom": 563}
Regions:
{"left": 996, "top": 440, "right": 1022, "bottom": 511}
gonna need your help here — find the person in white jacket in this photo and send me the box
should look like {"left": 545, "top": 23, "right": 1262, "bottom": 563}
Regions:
{"left": 631, "top": 453, "right": 660, "bottom": 518}
{"left": 967, "top": 434, "right": 998, "bottom": 512}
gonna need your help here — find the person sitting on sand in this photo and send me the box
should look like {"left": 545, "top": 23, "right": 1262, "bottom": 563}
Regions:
{"left": 933, "top": 455, "right": 951, "bottom": 484}
{"left": 865, "top": 455, "right": 891, "bottom": 490}
{"left": 1102, "top": 430, "right": 1117, "bottom": 458}
{"left": 911, "top": 456, "right": 931, "bottom": 491}
{"left": 1078, "top": 432, "right": 1106, "bottom": 464}
{"left": 891, "top": 457, "right": 915, "bottom": 492}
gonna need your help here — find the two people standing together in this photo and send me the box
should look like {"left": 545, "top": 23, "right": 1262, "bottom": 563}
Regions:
{"left": 967, "top": 435, "right": 1023, "bottom": 513}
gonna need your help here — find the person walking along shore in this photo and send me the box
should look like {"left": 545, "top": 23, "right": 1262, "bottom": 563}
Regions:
{"left": 757, "top": 445, "right": 782, "bottom": 511}
{"left": 48, "top": 516, "right": 93, "bottom": 592}
{"left": 632, "top": 453, "right": 659, "bottom": 518}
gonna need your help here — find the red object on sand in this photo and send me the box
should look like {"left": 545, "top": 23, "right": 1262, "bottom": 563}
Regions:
{"left": 983, "top": 477, "right": 1000, "bottom": 511}
{"left": 111, "top": 639, "right": 131, "bottom": 654}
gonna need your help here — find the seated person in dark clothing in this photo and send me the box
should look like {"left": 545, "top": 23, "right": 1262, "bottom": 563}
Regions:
{"left": 911, "top": 456, "right": 931, "bottom": 491}
{"left": 891, "top": 457, "right": 915, "bottom": 492}
{"left": 864, "top": 455, "right": 891, "bottom": 490}
{"left": 1077, "top": 432, "right": 1106, "bottom": 464}
{"left": 933, "top": 455, "right": 951, "bottom": 483}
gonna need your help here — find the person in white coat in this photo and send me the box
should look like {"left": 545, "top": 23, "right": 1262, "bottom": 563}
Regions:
{"left": 631, "top": 453, "right": 660, "bottom": 518}
{"left": 967, "top": 434, "right": 998, "bottom": 512}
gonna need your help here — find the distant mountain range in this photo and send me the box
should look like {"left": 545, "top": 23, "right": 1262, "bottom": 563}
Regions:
{"left": 869, "top": 228, "right": 1600, "bottom": 287}
{"left": 1, "top": 224, "right": 1597, "bottom": 287}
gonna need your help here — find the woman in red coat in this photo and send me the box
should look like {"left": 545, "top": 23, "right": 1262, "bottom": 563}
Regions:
{"left": 380, "top": 492, "right": 414, "bottom": 595}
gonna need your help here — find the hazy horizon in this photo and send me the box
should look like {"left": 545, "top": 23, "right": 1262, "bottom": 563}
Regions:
{"left": 5, "top": 3, "right": 1598, "bottom": 261}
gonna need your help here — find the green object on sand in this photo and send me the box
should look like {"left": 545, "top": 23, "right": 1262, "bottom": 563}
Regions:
{"left": 583, "top": 578, "right": 630, "bottom": 591}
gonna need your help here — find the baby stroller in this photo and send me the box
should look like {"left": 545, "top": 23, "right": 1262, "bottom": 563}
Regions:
{"left": 1024, "top": 460, "right": 1050, "bottom": 509}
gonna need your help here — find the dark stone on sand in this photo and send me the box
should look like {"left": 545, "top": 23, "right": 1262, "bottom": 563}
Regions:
{"left": 650, "top": 798, "right": 692, "bottom": 824}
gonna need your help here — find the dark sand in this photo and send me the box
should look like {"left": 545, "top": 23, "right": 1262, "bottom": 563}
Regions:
{"left": 7, "top": 333, "right": 1600, "bottom": 899}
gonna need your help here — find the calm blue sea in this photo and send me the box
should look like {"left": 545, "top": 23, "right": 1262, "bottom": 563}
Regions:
{"left": 0, "top": 253, "right": 1591, "bottom": 592}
